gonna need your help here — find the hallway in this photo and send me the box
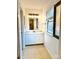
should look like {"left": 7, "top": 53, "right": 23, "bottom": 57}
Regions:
{"left": 23, "top": 45, "right": 52, "bottom": 59}
{"left": 17, "top": 0, "right": 61, "bottom": 59}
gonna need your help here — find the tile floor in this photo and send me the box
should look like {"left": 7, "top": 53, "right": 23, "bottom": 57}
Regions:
{"left": 22, "top": 45, "right": 52, "bottom": 59}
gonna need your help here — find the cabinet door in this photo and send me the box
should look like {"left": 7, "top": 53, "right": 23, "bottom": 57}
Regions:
{"left": 28, "top": 34, "right": 36, "bottom": 44}
{"left": 25, "top": 34, "right": 29, "bottom": 45}
{"left": 35, "top": 34, "right": 44, "bottom": 43}
{"left": 28, "top": 34, "right": 44, "bottom": 44}
{"left": 25, "top": 33, "right": 44, "bottom": 45}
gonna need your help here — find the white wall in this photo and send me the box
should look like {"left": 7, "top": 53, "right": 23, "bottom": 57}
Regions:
{"left": 44, "top": 32, "right": 60, "bottom": 59}
{"left": 44, "top": 0, "right": 60, "bottom": 59}
{"left": 24, "top": 9, "right": 45, "bottom": 32}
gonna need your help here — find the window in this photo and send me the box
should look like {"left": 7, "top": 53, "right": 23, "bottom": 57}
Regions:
{"left": 46, "top": 7, "right": 54, "bottom": 36}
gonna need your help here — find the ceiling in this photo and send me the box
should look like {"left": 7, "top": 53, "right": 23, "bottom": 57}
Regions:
{"left": 20, "top": 0, "right": 54, "bottom": 10}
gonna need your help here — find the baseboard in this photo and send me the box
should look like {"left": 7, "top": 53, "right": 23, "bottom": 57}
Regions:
{"left": 25, "top": 43, "right": 44, "bottom": 46}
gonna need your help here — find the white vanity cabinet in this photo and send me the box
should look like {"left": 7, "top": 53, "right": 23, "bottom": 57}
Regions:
{"left": 24, "top": 31, "right": 44, "bottom": 45}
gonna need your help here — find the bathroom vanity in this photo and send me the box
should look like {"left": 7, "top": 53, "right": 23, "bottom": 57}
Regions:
{"left": 23, "top": 31, "right": 44, "bottom": 48}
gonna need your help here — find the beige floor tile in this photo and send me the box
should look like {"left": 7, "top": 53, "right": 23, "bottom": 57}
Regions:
{"left": 22, "top": 45, "right": 52, "bottom": 59}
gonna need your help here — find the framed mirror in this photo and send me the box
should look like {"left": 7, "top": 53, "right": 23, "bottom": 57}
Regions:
{"left": 53, "top": 1, "right": 61, "bottom": 39}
